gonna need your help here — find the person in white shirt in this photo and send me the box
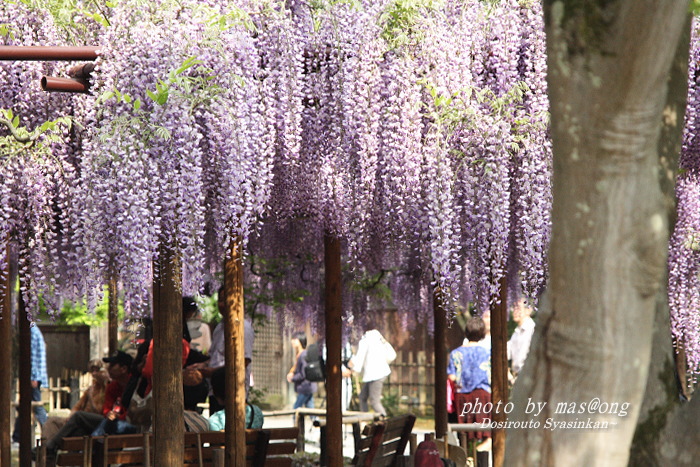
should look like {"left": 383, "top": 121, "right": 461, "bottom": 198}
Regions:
{"left": 346, "top": 329, "right": 394, "bottom": 416}
{"left": 203, "top": 287, "right": 255, "bottom": 412}
{"left": 507, "top": 298, "right": 535, "bottom": 378}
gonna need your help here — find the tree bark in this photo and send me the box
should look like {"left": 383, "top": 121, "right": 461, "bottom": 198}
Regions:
{"left": 0, "top": 243, "right": 10, "bottom": 467}
{"left": 152, "top": 246, "right": 184, "bottom": 466}
{"left": 17, "top": 280, "right": 32, "bottom": 466}
{"left": 224, "top": 238, "right": 246, "bottom": 467}
{"left": 506, "top": 2, "right": 689, "bottom": 465}
{"left": 628, "top": 14, "right": 690, "bottom": 466}
{"left": 324, "top": 233, "right": 343, "bottom": 467}
{"left": 108, "top": 271, "right": 119, "bottom": 355}
{"left": 433, "top": 288, "right": 448, "bottom": 440}
{"left": 653, "top": 392, "right": 700, "bottom": 465}
{"left": 491, "top": 279, "right": 509, "bottom": 467}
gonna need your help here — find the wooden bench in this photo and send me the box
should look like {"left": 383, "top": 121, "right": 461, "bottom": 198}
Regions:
{"left": 265, "top": 426, "right": 300, "bottom": 467}
{"left": 351, "top": 414, "right": 416, "bottom": 466}
{"left": 51, "top": 429, "right": 269, "bottom": 467}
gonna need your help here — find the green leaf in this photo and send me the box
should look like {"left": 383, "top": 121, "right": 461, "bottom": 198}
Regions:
{"left": 11, "top": 116, "right": 19, "bottom": 128}
{"left": 133, "top": 98, "right": 141, "bottom": 110}
{"left": 146, "top": 89, "right": 158, "bottom": 102}
{"left": 154, "top": 126, "right": 171, "bottom": 140}
{"left": 101, "top": 90, "right": 114, "bottom": 103}
{"left": 156, "top": 91, "right": 168, "bottom": 105}
{"left": 175, "top": 56, "right": 201, "bottom": 76}
{"left": 39, "top": 121, "right": 52, "bottom": 132}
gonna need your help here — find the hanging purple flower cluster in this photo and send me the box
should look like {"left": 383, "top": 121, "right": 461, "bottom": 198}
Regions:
{"left": 65, "top": 0, "right": 286, "bottom": 315}
{"left": 416, "top": 0, "right": 550, "bottom": 313}
{"left": 0, "top": 1, "right": 78, "bottom": 316}
{"left": 259, "top": 0, "right": 551, "bottom": 325}
{"left": 669, "top": 18, "right": 700, "bottom": 372}
{"left": 3, "top": 0, "right": 551, "bottom": 326}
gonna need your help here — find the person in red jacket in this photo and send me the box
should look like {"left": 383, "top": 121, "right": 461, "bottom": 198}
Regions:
{"left": 36, "top": 351, "right": 133, "bottom": 461}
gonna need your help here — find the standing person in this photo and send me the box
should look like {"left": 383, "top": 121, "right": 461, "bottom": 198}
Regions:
{"left": 13, "top": 324, "right": 49, "bottom": 443}
{"left": 286, "top": 332, "right": 317, "bottom": 409}
{"left": 347, "top": 329, "right": 395, "bottom": 416}
{"left": 507, "top": 297, "right": 536, "bottom": 379}
{"left": 447, "top": 316, "right": 491, "bottom": 442}
{"left": 200, "top": 286, "right": 255, "bottom": 412}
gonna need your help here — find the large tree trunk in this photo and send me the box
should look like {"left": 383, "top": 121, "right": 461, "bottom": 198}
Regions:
{"left": 433, "top": 288, "right": 448, "bottom": 440}
{"left": 0, "top": 243, "right": 11, "bottom": 467}
{"left": 224, "top": 238, "right": 247, "bottom": 467}
{"left": 152, "top": 246, "right": 184, "bottom": 466}
{"left": 324, "top": 233, "right": 343, "bottom": 467}
{"left": 628, "top": 15, "right": 691, "bottom": 466}
{"left": 108, "top": 271, "right": 119, "bottom": 355}
{"left": 17, "top": 278, "right": 32, "bottom": 466}
{"left": 506, "top": 2, "right": 690, "bottom": 465}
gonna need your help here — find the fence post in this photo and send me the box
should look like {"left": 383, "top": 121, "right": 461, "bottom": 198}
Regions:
{"left": 69, "top": 377, "right": 80, "bottom": 408}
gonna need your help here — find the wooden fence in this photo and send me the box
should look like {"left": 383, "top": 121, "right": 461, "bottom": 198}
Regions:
{"left": 384, "top": 350, "right": 435, "bottom": 416}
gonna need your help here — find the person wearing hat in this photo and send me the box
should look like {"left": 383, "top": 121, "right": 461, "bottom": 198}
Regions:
{"left": 35, "top": 350, "right": 134, "bottom": 462}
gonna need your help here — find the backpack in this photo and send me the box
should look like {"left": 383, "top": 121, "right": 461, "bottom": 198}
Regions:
{"left": 184, "top": 410, "right": 209, "bottom": 433}
{"left": 246, "top": 403, "right": 264, "bottom": 429}
{"left": 304, "top": 343, "right": 326, "bottom": 382}
{"left": 414, "top": 441, "right": 443, "bottom": 467}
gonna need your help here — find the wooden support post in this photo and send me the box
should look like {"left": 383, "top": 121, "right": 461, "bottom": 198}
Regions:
{"left": 152, "top": 246, "right": 184, "bottom": 466}
{"left": 297, "top": 413, "right": 306, "bottom": 453}
{"left": 0, "top": 243, "right": 11, "bottom": 467}
{"left": 490, "top": 279, "right": 509, "bottom": 467}
{"left": 433, "top": 288, "right": 448, "bottom": 439}
{"left": 17, "top": 282, "right": 32, "bottom": 466}
{"left": 108, "top": 272, "right": 118, "bottom": 355}
{"left": 224, "top": 238, "right": 246, "bottom": 467}
{"left": 324, "top": 233, "right": 343, "bottom": 467}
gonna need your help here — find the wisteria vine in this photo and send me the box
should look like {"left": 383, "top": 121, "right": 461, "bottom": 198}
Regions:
{"left": 1, "top": 0, "right": 552, "bottom": 332}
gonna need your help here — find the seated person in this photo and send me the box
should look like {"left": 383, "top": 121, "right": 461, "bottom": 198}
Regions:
{"left": 208, "top": 368, "right": 262, "bottom": 431}
{"left": 208, "top": 368, "right": 227, "bottom": 431}
{"left": 43, "top": 359, "right": 110, "bottom": 441}
{"left": 141, "top": 336, "right": 210, "bottom": 412}
{"left": 37, "top": 351, "right": 133, "bottom": 460}
{"left": 91, "top": 340, "right": 152, "bottom": 436}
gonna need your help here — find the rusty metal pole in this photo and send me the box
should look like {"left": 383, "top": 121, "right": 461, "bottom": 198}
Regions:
{"left": 324, "top": 233, "right": 343, "bottom": 467}
{"left": 433, "top": 288, "right": 448, "bottom": 440}
{"left": 224, "top": 238, "right": 246, "bottom": 467}
{"left": 41, "top": 76, "right": 90, "bottom": 93}
{"left": 0, "top": 243, "right": 12, "bottom": 467}
{"left": 0, "top": 46, "right": 99, "bottom": 61}
{"left": 152, "top": 246, "right": 184, "bottom": 466}
{"left": 490, "top": 279, "right": 509, "bottom": 467}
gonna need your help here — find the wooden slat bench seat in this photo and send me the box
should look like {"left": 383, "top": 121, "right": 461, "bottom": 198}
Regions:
{"left": 265, "top": 426, "right": 300, "bottom": 467}
{"left": 52, "top": 429, "right": 269, "bottom": 467}
{"left": 352, "top": 414, "right": 416, "bottom": 466}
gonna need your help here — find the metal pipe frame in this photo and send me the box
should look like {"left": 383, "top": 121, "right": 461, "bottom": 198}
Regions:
{"left": 0, "top": 46, "right": 99, "bottom": 61}
{"left": 41, "top": 76, "right": 90, "bottom": 93}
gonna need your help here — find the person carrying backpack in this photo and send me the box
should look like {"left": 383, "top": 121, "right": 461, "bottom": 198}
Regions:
{"left": 286, "top": 332, "right": 318, "bottom": 409}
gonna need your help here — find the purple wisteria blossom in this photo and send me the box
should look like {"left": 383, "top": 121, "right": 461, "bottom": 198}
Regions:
{"left": 2, "top": 0, "right": 552, "bottom": 332}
